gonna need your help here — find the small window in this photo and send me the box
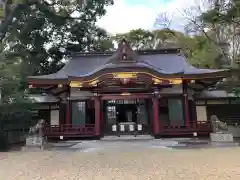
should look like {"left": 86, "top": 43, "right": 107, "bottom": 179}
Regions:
{"left": 77, "top": 101, "right": 85, "bottom": 112}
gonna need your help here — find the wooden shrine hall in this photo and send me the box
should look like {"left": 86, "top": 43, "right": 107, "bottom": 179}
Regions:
{"left": 28, "top": 39, "right": 231, "bottom": 139}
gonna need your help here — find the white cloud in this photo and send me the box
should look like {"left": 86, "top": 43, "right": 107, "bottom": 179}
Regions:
{"left": 97, "top": 0, "right": 158, "bottom": 35}
{"left": 97, "top": 0, "right": 203, "bottom": 35}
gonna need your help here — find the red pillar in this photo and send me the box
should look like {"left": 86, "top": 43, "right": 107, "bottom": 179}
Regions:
{"left": 183, "top": 80, "right": 190, "bottom": 128}
{"left": 66, "top": 99, "right": 70, "bottom": 125}
{"left": 152, "top": 96, "right": 160, "bottom": 135}
{"left": 66, "top": 85, "right": 71, "bottom": 125}
{"left": 183, "top": 93, "right": 190, "bottom": 128}
{"left": 94, "top": 97, "right": 101, "bottom": 136}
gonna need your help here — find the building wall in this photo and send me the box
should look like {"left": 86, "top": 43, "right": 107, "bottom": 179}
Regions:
{"left": 159, "top": 85, "right": 194, "bottom": 100}
{"left": 50, "top": 110, "right": 59, "bottom": 125}
{"left": 70, "top": 88, "right": 93, "bottom": 99}
{"left": 196, "top": 106, "right": 207, "bottom": 121}
{"left": 228, "top": 126, "right": 240, "bottom": 138}
{"left": 195, "top": 99, "right": 240, "bottom": 137}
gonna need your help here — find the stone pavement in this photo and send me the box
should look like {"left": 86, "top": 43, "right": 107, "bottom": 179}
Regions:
{"left": 2, "top": 137, "right": 240, "bottom": 180}
{"left": 47, "top": 137, "right": 240, "bottom": 153}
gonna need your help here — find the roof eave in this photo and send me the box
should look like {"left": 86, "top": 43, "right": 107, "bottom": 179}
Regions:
{"left": 181, "top": 70, "right": 231, "bottom": 79}
{"left": 28, "top": 77, "right": 68, "bottom": 85}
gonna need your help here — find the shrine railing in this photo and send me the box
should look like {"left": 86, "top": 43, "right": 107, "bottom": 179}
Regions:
{"left": 159, "top": 121, "right": 212, "bottom": 136}
{"left": 43, "top": 124, "right": 96, "bottom": 137}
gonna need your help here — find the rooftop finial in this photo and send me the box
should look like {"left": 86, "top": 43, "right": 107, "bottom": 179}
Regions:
{"left": 121, "top": 39, "right": 127, "bottom": 60}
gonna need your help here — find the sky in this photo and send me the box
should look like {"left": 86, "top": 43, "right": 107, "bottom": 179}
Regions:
{"left": 96, "top": 0, "right": 200, "bottom": 35}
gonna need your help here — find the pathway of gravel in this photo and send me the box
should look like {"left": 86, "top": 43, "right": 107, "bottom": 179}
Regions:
{"left": 0, "top": 146, "right": 240, "bottom": 180}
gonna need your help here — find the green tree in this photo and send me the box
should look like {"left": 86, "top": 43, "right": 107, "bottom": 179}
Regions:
{"left": 114, "top": 27, "right": 220, "bottom": 68}
{"left": 114, "top": 29, "right": 154, "bottom": 50}
{"left": 1, "top": 0, "right": 114, "bottom": 76}
{"left": 181, "top": 0, "right": 240, "bottom": 93}
{"left": 0, "top": 0, "right": 114, "bottom": 148}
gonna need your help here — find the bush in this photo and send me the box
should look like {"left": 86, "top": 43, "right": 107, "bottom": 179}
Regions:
{"left": 0, "top": 130, "right": 9, "bottom": 151}
{"left": 0, "top": 106, "right": 34, "bottom": 151}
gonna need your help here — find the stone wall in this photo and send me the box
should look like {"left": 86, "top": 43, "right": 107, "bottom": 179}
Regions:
{"left": 228, "top": 126, "right": 240, "bottom": 138}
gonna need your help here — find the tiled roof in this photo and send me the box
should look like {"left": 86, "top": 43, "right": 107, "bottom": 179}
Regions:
{"left": 28, "top": 40, "right": 230, "bottom": 81}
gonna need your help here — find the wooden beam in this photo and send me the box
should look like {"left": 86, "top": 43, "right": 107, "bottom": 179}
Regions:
{"left": 100, "top": 93, "right": 152, "bottom": 100}
{"left": 54, "top": 88, "right": 68, "bottom": 96}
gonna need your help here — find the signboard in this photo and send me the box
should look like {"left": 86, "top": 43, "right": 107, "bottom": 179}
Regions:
{"left": 137, "top": 124, "right": 142, "bottom": 131}
{"left": 193, "top": 132, "right": 197, "bottom": 137}
{"left": 120, "top": 124, "right": 125, "bottom": 131}
{"left": 112, "top": 125, "right": 117, "bottom": 132}
{"left": 129, "top": 124, "right": 134, "bottom": 131}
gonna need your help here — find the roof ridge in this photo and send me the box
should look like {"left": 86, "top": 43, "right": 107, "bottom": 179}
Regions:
{"left": 71, "top": 48, "right": 181, "bottom": 57}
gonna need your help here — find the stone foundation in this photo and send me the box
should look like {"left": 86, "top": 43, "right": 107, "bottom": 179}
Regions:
{"left": 24, "top": 135, "right": 49, "bottom": 150}
{"left": 210, "top": 133, "right": 234, "bottom": 142}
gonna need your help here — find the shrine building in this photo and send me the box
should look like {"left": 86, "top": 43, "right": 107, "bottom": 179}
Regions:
{"left": 28, "top": 40, "right": 231, "bottom": 139}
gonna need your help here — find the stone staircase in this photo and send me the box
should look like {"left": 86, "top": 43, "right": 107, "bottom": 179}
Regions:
{"left": 100, "top": 135, "right": 154, "bottom": 141}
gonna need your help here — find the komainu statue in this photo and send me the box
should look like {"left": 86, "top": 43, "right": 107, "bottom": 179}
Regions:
{"left": 29, "top": 119, "right": 45, "bottom": 137}
{"left": 25, "top": 119, "right": 47, "bottom": 150}
{"left": 210, "top": 115, "right": 228, "bottom": 133}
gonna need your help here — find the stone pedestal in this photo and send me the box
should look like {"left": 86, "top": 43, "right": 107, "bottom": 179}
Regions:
{"left": 210, "top": 132, "right": 234, "bottom": 142}
{"left": 24, "top": 135, "right": 48, "bottom": 150}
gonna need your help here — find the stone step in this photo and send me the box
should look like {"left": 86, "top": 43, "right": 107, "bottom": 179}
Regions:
{"left": 101, "top": 135, "right": 154, "bottom": 141}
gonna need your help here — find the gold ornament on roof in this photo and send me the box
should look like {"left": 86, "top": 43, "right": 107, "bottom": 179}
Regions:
{"left": 70, "top": 81, "right": 82, "bottom": 88}
{"left": 113, "top": 72, "right": 137, "bottom": 79}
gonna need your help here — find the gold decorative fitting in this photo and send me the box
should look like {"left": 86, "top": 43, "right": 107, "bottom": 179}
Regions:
{"left": 70, "top": 81, "right": 82, "bottom": 88}
{"left": 58, "top": 84, "right": 63, "bottom": 88}
{"left": 89, "top": 80, "right": 99, "bottom": 86}
{"left": 169, "top": 79, "right": 182, "bottom": 84}
{"left": 152, "top": 78, "right": 162, "bottom": 84}
{"left": 113, "top": 72, "right": 137, "bottom": 79}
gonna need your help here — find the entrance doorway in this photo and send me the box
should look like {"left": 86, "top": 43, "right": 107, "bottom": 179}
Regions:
{"left": 116, "top": 104, "right": 137, "bottom": 123}
{"left": 103, "top": 99, "right": 150, "bottom": 136}
{"left": 159, "top": 97, "right": 185, "bottom": 127}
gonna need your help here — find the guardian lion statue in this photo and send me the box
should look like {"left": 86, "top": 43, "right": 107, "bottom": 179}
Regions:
{"left": 29, "top": 119, "right": 45, "bottom": 137}
{"left": 210, "top": 115, "right": 228, "bottom": 133}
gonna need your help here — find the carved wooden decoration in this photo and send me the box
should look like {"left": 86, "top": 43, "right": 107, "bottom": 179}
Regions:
{"left": 108, "top": 39, "right": 138, "bottom": 63}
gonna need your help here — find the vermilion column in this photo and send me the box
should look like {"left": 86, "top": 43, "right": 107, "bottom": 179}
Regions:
{"left": 66, "top": 99, "right": 70, "bottom": 125}
{"left": 66, "top": 85, "right": 71, "bottom": 125}
{"left": 152, "top": 96, "right": 160, "bottom": 135}
{"left": 183, "top": 93, "right": 190, "bottom": 128}
{"left": 94, "top": 97, "right": 101, "bottom": 136}
{"left": 183, "top": 80, "right": 190, "bottom": 128}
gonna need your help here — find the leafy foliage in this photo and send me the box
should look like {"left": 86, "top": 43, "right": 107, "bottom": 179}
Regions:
{"left": 113, "top": 28, "right": 221, "bottom": 68}
{"left": 0, "top": 0, "right": 114, "bottom": 148}
{"left": 1, "top": 0, "right": 114, "bottom": 76}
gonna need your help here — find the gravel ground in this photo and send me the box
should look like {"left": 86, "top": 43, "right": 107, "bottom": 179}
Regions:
{"left": 0, "top": 147, "right": 240, "bottom": 180}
